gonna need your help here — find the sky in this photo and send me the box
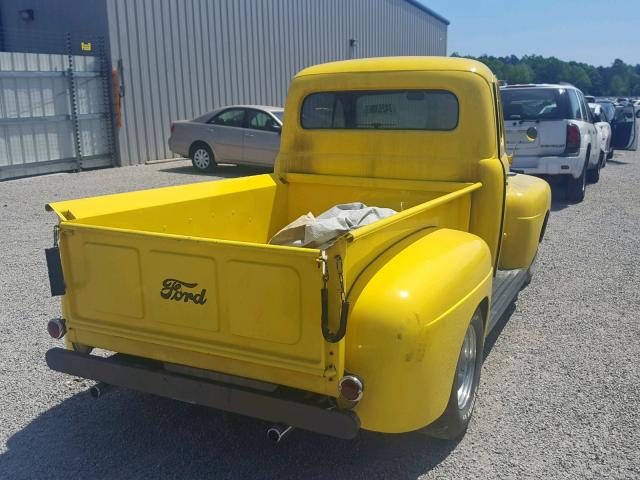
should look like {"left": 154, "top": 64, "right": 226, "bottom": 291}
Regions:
{"left": 420, "top": 0, "right": 640, "bottom": 67}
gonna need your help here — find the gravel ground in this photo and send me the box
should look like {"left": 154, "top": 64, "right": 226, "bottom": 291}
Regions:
{"left": 0, "top": 152, "right": 639, "bottom": 479}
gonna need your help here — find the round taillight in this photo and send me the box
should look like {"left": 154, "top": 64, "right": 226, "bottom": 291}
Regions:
{"left": 338, "top": 375, "right": 364, "bottom": 402}
{"left": 47, "top": 318, "right": 66, "bottom": 339}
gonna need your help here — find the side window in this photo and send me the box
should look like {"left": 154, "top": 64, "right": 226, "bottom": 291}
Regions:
{"left": 584, "top": 101, "right": 594, "bottom": 123}
{"left": 567, "top": 90, "right": 582, "bottom": 120}
{"left": 577, "top": 92, "right": 590, "bottom": 122}
{"left": 247, "top": 110, "right": 280, "bottom": 132}
{"left": 209, "top": 108, "right": 245, "bottom": 127}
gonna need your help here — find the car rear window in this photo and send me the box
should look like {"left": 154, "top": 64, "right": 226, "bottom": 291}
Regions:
{"left": 301, "top": 90, "right": 458, "bottom": 130}
{"left": 501, "top": 88, "right": 569, "bottom": 121}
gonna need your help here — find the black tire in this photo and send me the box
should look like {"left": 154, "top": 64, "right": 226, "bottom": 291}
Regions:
{"left": 422, "top": 308, "right": 484, "bottom": 440}
{"left": 587, "top": 152, "right": 602, "bottom": 184}
{"left": 607, "top": 149, "right": 614, "bottom": 160}
{"left": 566, "top": 155, "right": 587, "bottom": 202}
{"left": 190, "top": 142, "right": 217, "bottom": 172}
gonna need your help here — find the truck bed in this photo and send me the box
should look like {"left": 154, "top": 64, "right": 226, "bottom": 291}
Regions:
{"left": 48, "top": 173, "right": 481, "bottom": 395}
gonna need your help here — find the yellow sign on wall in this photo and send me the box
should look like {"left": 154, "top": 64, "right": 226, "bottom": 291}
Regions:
{"left": 81, "top": 42, "right": 92, "bottom": 52}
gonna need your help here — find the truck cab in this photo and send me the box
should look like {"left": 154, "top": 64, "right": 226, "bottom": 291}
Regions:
{"left": 45, "top": 57, "right": 551, "bottom": 441}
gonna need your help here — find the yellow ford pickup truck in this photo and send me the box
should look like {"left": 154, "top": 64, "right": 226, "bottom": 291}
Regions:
{"left": 44, "top": 57, "right": 550, "bottom": 442}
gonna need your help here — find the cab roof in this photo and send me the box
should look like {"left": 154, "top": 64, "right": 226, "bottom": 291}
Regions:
{"left": 295, "top": 56, "right": 496, "bottom": 82}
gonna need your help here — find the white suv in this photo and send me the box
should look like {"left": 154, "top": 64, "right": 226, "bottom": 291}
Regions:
{"left": 500, "top": 84, "right": 602, "bottom": 202}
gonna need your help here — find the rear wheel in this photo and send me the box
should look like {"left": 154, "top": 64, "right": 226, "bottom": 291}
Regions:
{"left": 190, "top": 143, "right": 216, "bottom": 172}
{"left": 422, "top": 308, "right": 484, "bottom": 440}
{"left": 566, "top": 156, "right": 587, "bottom": 202}
{"left": 587, "top": 152, "right": 602, "bottom": 183}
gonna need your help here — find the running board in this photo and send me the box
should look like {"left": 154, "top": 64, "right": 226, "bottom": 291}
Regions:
{"left": 488, "top": 269, "right": 528, "bottom": 332}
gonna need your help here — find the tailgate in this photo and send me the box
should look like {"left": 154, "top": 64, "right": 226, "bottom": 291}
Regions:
{"left": 505, "top": 119, "right": 567, "bottom": 157}
{"left": 56, "top": 222, "right": 338, "bottom": 393}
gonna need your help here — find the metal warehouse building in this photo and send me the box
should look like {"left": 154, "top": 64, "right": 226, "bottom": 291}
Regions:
{"left": 0, "top": 0, "right": 448, "bottom": 178}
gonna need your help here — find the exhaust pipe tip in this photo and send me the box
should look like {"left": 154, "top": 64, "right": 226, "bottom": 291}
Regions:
{"left": 89, "top": 382, "right": 114, "bottom": 399}
{"left": 266, "top": 424, "right": 293, "bottom": 444}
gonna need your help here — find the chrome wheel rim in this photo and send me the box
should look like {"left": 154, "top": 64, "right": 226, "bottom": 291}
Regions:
{"left": 193, "top": 148, "right": 210, "bottom": 169}
{"left": 456, "top": 322, "right": 477, "bottom": 410}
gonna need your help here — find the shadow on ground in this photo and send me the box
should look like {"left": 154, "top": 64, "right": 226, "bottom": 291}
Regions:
{"left": 159, "top": 163, "right": 270, "bottom": 178}
{"left": 548, "top": 181, "right": 574, "bottom": 212}
{"left": 484, "top": 303, "right": 516, "bottom": 360}
{"left": 605, "top": 158, "right": 631, "bottom": 166}
{"left": 1, "top": 383, "right": 457, "bottom": 479}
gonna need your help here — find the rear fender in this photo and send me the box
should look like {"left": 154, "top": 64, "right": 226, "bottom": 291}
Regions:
{"left": 499, "top": 173, "right": 551, "bottom": 269}
{"left": 344, "top": 228, "right": 492, "bottom": 433}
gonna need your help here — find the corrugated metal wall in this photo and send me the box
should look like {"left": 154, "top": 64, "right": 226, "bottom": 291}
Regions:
{"left": 106, "top": 0, "right": 448, "bottom": 165}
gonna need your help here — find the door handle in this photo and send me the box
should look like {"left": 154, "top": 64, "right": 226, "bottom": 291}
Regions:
{"left": 245, "top": 133, "right": 254, "bottom": 137}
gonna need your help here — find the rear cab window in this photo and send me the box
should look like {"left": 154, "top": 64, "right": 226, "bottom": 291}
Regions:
{"left": 301, "top": 90, "right": 459, "bottom": 130}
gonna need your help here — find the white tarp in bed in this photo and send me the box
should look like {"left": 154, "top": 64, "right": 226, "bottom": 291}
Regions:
{"left": 269, "top": 202, "right": 397, "bottom": 249}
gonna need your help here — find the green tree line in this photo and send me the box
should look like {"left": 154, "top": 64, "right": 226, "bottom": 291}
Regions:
{"left": 452, "top": 53, "right": 640, "bottom": 96}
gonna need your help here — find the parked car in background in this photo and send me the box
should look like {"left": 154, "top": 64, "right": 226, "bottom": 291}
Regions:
{"left": 585, "top": 95, "right": 596, "bottom": 103}
{"left": 500, "top": 84, "right": 601, "bottom": 201}
{"left": 169, "top": 105, "right": 284, "bottom": 172}
{"left": 589, "top": 103, "right": 613, "bottom": 160}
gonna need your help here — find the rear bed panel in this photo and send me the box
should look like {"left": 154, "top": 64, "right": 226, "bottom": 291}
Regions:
{"left": 59, "top": 224, "right": 332, "bottom": 383}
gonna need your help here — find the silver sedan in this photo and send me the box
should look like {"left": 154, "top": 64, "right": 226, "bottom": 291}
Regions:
{"left": 168, "top": 105, "right": 283, "bottom": 171}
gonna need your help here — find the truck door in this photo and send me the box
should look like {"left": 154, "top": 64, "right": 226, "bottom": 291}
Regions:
{"left": 610, "top": 105, "right": 637, "bottom": 150}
